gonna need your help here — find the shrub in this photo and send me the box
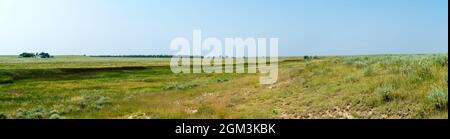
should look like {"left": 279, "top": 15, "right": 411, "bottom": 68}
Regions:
{"left": 164, "top": 82, "right": 199, "bottom": 90}
{"left": 95, "top": 97, "right": 110, "bottom": 105}
{"left": 78, "top": 101, "right": 88, "bottom": 109}
{"left": 49, "top": 110, "right": 60, "bottom": 115}
{"left": 29, "top": 112, "right": 45, "bottom": 119}
{"left": 27, "top": 106, "right": 47, "bottom": 119}
{"left": 49, "top": 114, "right": 64, "bottom": 119}
{"left": 59, "top": 106, "right": 75, "bottom": 115}
{"left": 12, "top": 105, "right": 82, "bottom": 119}
{"left": 354, "top": 61, "right": 368, "bottom": 69}
{"left": 427, "top": 87, "right": 448, "bottom": 110}
{"left": 415, "top": 109, "right": 427, "bottom": 119}
{"left": 342, "top": 60, "right": 353, "bottom": 65}
{"left": 78, "top": 96, "right": 111, "bottom": 110}
{"left": 14, "top": 106, "right": 50, "bottom": 119}
{"left": 0, "top": 112, "right": 8, "bottom": 119}
{"left": 399, "top": 64, "right": 413, "bottom": 75}
{"left": 164, "top": 83, "right": 180, "bottom": 90}
{"left": 363, "top": 67, "right": 374, "bottom": 77}
{"left": 14, "top": 109, "right": 27, "bottom": 119}
{"left": 431, "top": 55, "right": 448, "bottom": 66}
{"left": 343, "top": 76, "right": 359, "bottom": 83}
{"left": 93, "top": 97, "right": 111, "bottom": 109}
{"left": 216, "top": 78, "right": 229, "bottom": 83}
{"left": 413, "top": 62, "right": 434, "bottom": 81}
{"left": 376, "top": 83, "right": 394, "bottom": 102}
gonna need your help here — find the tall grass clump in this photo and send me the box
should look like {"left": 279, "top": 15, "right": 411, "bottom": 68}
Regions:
{"left": 0, "top": 112, "right": 8, "bottom": 119}
{"left": 14, "top": 107, "right": 48, "bottom": 119}
{"left": 431, "top": 55, "right": 448, "bottom": 66}
{"left": 11, "top": 106, "right": 67, "bottom": 119}
{"left": 94, "top": 96, "right": 111, "bottom": 109}
{"left": 363, "top": 67, "right": 374, "bottom": 77}
{"left": 216, "top": 77, "right": 229, "bottom": 83}
{"left": 78, "top": 96, "right": 111, "bottom": 110}
{"left": 412, "top": 62, "right": 434, "bottom": 81}
{"left": 164, "top": 82, "right": 199, "bottom": 90}
{"left": 399, "top": 64, "right": 412, "bottom": 75}
{"left": 376, "top": 83, "right": 395, "bottom": 102}
{"left": 49, "top": 114, "right": 64, "bottom": 119}
{"left": 353, "top": 61, "right": 368, "bottom": 69}
{"left": 427, "top": 87, "right": 448, "bottom": 110}
{"left": 343, "top": 75, "right": 359, "bottom": 83}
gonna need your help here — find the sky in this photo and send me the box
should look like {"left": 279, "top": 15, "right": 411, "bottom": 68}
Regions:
{"left": 0, "top": 0, "right": 448, "bottom": 56}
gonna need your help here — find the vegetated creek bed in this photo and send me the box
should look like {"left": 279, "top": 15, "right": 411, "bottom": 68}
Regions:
{"left": 0, "top": 66, "right": 170, "bottom": 83}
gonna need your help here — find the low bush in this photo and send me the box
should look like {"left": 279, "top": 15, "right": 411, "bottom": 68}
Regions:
{"left": 353, "top": 61, "right": 368, "bottom": 69}
{"left": 216, "top": 78, "right": 229, "bottom": 83}
{"left": 49, "top": 114, "right": 65, "bottom": 119}
{"left": 343, "top": 76, "right": 359, "bottom": 83}
{"left": 0, "top": 112, "right": 8, "bottom": 119}
{"left": 164, "top": 82, "right": 199, "bottom": 90}
{"left": 376, "top": 83, "right": 395, "bottom": 102}
{"left": 363, "top": 67, "right": 374, "bottom": 77}
{"left": 431, "top": 55, "right": 448, "bottom": 66}
{"left": 94, "top": 96, "right": 111, "bottom": 109}
{"left": 78, "top": 96, "right": 111, "bottom": 110}
{"left": 399, "top": 64, "right": 413, "bottom": 75}
{"left": 427, "top": 87, "right": 448, "bottom": 110}
{"left": 14, "top": 106, "right": 49, "bottom": 119}
{"left": 412, "top": 62, "right": 434, "bottom": 81}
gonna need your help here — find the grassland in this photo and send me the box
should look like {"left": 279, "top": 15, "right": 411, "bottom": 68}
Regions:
{"left": 0, "top": 54, "right": 447, "bottom": 119}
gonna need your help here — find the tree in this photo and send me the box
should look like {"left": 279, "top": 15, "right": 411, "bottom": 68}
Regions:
{"left": 18, "top": 52, "right": 52, "bottom": 58}
{"left": 304, "top": 56, "right": 310, "bottom": 60}
{"left": 38, "top": 52, "right": 51, "bottom": 58}
{"left": 18, "top": 52, "right": 36, "bottom": 58}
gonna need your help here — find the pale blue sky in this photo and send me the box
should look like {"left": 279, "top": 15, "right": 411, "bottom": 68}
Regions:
{"left": 0, "top": 0, "right": 448, "bottom": 56}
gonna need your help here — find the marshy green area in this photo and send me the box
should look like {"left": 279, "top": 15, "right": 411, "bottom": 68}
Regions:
{"left": 0, "top": 54, "right": 447, "bottom": 119}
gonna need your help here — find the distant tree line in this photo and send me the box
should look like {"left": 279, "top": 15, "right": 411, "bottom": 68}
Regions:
{"left": 19, "top": 52, "right": 53, "bottom": 58}
{"left": 304, "top": 55, "right": 320, "bottom": 60}
{"left": 89, "top": 55, "right": 210, "bottom": 58}
{"left": 90, "top": 55, "right": 174, "bottom": 58}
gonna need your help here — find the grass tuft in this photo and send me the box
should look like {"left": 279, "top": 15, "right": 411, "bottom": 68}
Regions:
{"left": 0, "top": 112, "right": 8, "bottom": 119}
{"left": 427, "top": 87, "right": 448, "bottom": 110}
{"left": 376, "top": 83, "right": 395, "bottom": 102}
{"left": 164, "top": 82, "right": 199, "bottom": 90}
{"left": 363, "top": 67, "right": 374, "bottom": 77}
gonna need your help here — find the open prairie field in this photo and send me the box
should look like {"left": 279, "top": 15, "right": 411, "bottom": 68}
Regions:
{"left": 0, "top": 55, "right": 447, "bottom": 119}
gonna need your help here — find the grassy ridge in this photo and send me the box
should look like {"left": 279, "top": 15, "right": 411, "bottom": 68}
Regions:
{"left": 0, "top": 55, "right": 447, "bottom": 119}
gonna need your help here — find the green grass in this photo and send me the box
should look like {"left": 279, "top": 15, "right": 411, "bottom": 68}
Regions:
{"left": 0, "top": 55, "right": 447, "bottom": 119}
{"left": 0, "top": 56, "right": 170, "bottom": 69}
